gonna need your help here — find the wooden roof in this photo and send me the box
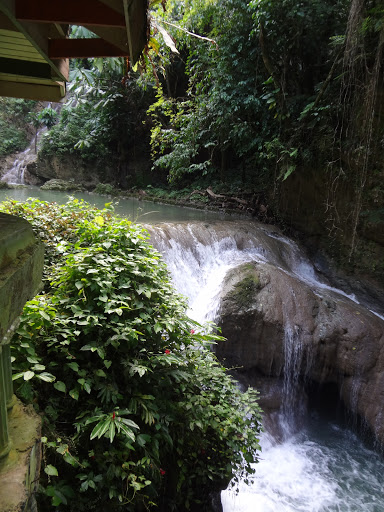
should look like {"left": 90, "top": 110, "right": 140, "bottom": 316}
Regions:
{"left": 0, "top": 0, "right": 148, "bottom": 102}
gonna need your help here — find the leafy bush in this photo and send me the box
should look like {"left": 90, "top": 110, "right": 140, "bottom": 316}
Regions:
{"left": 93, "top": 183, "right": 120, "bottom": 196}
{"left": 0, "top": 199, "right": 262, "bottom": 511}
{"left": 0, "top": 118, "right": 28, "bottom": 156}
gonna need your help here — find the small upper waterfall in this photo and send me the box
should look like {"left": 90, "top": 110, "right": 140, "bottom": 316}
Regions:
{"left": 1, "top": 124, "right": 50, "bottom": 185}
{"left": 147, "top": 219, "right": 384, "bottom": 512}
{"left": 147, "top": 221, "right": 318, "bottom": 323}
{"left": 1, "top": 147, "right": 34, "bottom": 185}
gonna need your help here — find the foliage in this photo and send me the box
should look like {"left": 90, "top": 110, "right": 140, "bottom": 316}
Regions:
{"left": 0, "top": 97, "right": 35, "bottom": 156}
{"left": 39, "top": 62, "right": 155, "bottom": 170}
{"left": 93, "top": 183, "right": 121, "bottom": 196}
{"left": 147, "top": 0, "right": 349, "bottom": 187}
{"left": 38, "top": 107, "right": 59, "bottom": 129}
{"left": 0, "top": 198, "right": 262, "bottom": 511}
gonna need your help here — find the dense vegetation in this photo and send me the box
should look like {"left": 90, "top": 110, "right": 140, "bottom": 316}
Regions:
{"left": 0, "top": 198, "right": 262, "bottom": 511}
{"left": 0, "top": 98, "right": 35, "bottom": 157}
{"left": 28, "top": 1, "right": 384, "bottom": 277}
{"left": 149, "top": 0, "right": 349, "bottom": 186}
{"left": 9, "top": 0, "right": 382, "bottom": 212}
{"left": 35, "top": 0, "right": 382, "bottom": 187}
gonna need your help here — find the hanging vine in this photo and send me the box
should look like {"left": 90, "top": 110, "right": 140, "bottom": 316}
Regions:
{"left": 327, "top": 0, "right": 384, "bottom": 260}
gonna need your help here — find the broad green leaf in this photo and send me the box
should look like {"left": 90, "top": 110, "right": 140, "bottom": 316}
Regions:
{"left": 37, "top": 372, "right": 56, "bottom": 382}
{"left": 69, "top": 389, "right": 79, "bottom": 400}
{"left": 118, "top": 423, "right": 135, "bottom": 442}
{"left": 54, "top": 381, "right": 66, "bottom": 393}
{"left": 45, "top": 465, "right": 59, "bottom": 476}
{"left": 109, "top": 421, "right": 116, "bottom": 442}
{"left": 154, "top": 323, "right": 162, "bottom": 334}
{"left": 120, "top": 418, "right": 140, "bottom": 430}
{"left": 13, "top": 372, "right": 26, "bottom": 381}
{"left": 40, "top": 310, "right": 51, "bottom": 321}
{"left": 67, "top": 362, "right": 79, "bottom": 372}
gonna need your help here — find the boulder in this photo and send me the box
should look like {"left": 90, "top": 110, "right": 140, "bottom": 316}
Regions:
{"left": 216, "top": 261, "right": 384, "bottom": 443}
{"left": 40, "top": 178, "right": 84, "bottom": 192}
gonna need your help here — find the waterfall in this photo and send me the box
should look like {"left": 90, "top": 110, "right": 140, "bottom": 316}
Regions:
{"left": 148, "top": 222, "right": 267, "bottom": 323}
{"left": 147, "top": 220, "right": 384, "bottom": 512}
{"left": 147, "top": 221, "right": 316, "bottom": 322}
{"left": 1, "top": 148, "right": 32, "bottom": 185}
{"left": 1, "top": 125, "right": 50, "bottom": 185}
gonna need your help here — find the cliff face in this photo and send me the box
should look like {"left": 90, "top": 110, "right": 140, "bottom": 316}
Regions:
{"left": 216, "top": 262, "right": 384, "bottom": 445}
{"left": 275, "top": 73, "right": 384, "bottom": 288}
{"left": 25, "top": 150, "right": 152, "bottom": 190}
{"left": 277, "top": 157, "right": 384, "bottom": 289}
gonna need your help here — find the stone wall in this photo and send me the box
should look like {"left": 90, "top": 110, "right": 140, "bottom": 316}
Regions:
{"left": 0, "top": 213, "right": 44, "bottom": 512}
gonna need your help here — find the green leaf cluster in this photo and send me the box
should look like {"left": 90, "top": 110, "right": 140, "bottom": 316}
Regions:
{"left": 1, "top": 198, "right": 262, "bottom": 511}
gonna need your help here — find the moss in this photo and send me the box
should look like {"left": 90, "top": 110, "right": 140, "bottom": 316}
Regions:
{"left": 227, "top": 272, "right": 261, "bottom": 308}
{"left": 40, "top": 179, "right": 83, "bottom": 192}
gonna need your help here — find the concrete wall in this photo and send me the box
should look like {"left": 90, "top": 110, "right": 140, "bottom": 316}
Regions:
{"left": 0, "top": 213, "right": 44, "bottom": 512}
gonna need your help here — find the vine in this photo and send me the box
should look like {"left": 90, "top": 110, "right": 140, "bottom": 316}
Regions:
{"left": 327, "top": 0, "right": 384, "bottom": 260}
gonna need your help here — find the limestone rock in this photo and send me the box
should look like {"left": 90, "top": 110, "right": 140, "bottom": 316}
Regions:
{"left": 216, "top": 261, "right": 384, "bottom": 443}
{"left": 40, "top": 178, "right": 84, "bottom": 192}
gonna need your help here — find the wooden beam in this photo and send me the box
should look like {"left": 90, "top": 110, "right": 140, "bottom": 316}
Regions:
{"left": 0, "top": 56, "right": 51, "bottom": 79}
{"left": 99, "top": 0, "right": 125, "bottom": 16}
{"left": 52, "top": 58, "right": 69, "bottom": 81}
{"left": 0, "top": 0, "right": 69, "bottom": 81}
{"left": 49, "top": 38, "right": 129, "bottom": 58}
{"left": 15, "top": 0, "right": 126, "bottom": 27}
{"left": 90, "top": 0, "right": 148, "bottom": 63}
{"left": 0, "top": 79, "right": 65, "bottom": 101}
{"left": 87, "top": 25, "right": 129, "bottom": 54}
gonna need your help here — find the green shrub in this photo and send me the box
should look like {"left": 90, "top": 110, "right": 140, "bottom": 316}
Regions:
{"left": 1, "top": 199, "right": 262, "bottom": 511}
{"left": 93, "top": 183, "right": 120, "bottom": 196}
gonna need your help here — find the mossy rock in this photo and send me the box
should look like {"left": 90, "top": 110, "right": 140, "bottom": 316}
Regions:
{"left": 0, "top": 181, "right": 9, "bottom": 189}
{"left": 223, "top": 262, "right": 262, "bottom": 309}
{"left": 40, "top": 179, "right": 84, "bottom": 191}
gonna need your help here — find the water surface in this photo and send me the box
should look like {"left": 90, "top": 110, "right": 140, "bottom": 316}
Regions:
{"left": 0, "top": 186, "right": 226, "bottom": 224}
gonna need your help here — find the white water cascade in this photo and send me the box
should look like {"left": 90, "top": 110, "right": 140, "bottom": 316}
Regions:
{"left": 1, "top": 120, "right": 54, "bottom": 185}
{"left": 147, "top": 220, "right": 384, "bottom": 512}
{"left": 1, "top": 147, "right": 35, "bottom": 185}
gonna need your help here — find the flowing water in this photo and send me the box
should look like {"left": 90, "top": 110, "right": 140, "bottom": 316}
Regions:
{"left": 1, "top": 147, "right": 34, "bottom": 185}
{"left": 1, "top": 128, "right": 47, "bottom": 185}
{"left": 1, "top": 189, "right": 384, "bottom": 510}
{"left": 146, "top": 221, "right": 384, "bottom": 511}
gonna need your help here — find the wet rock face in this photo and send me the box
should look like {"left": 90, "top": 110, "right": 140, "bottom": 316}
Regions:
{"left": 216, "top": 261, "right": 384, "bottom": 444}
